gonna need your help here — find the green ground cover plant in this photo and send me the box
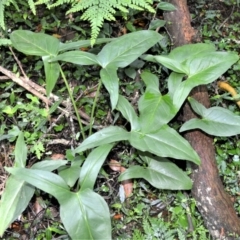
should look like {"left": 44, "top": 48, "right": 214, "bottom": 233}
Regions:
{"left": 0, "top": 91, "right": 47, "bottom": 158}
{"left": 0, "top": 29, "right": 239, "bottom": 239}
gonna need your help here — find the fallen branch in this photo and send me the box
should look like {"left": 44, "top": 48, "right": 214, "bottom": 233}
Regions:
{"left": 164, "top": 0, "right": 240, "bottom": 238}
{"left": 0, "top": 65, "right": 92, "bottom": 125}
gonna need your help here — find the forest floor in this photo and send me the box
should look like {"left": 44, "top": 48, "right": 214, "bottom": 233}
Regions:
{"left": 1, "top": 0, "right": 240, "bottom": 239}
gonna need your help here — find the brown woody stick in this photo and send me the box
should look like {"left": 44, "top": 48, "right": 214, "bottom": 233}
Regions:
{"left": 0, "top": 65, "right": 91, "bottom": 124}
{"left": 164, "top": 0, "right": 240, "bottom": 238}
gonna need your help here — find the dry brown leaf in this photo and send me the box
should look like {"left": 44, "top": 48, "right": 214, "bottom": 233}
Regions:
{"left": 109, "top": 159, "right": 133, "bottom": 198}
{"left": 109, "top": 159, "right": 121, "bottom": 172}
{"left": 122, "top": 179, "right": 133, "bottom": 198}
{"left": 51, "top": 153, "right": 65, "bottom": 160}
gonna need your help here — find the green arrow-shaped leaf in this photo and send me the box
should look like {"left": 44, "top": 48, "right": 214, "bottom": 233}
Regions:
{"left": 74, "top": 126, "right": 130, "bottom": 154}
{"left": 119, "top": 155, "right": 192, "bottom": 190}
{"left": 138, "top": 92, "right": 176, "bottom": 132}
{"left": 100, "top": 66, "right": 119, "bottom": 109}
{"left": 50, "top": 51, "right": 99, "bottom": 65}
{"left": 130, "top": 125, "right": 200, "bottom": 164}
{"left": 97, "top": 30, "right": 162, "bottom": 68}
{"left": 180, "top": 97, "right": 240, "bottom": 136}
{"left": 6, "top": 168, "right": 111, "bottom": 240}
{"left": 0, "top": 176, "right": 34, "bottom": 236}
{"left": 10, "top": 30, "right": 60, "bottom": 56}
{"left": 60, "top": 189, "right": 111, "bottom": 240}
{"left": 6, "top": 168, "right": 69, "bottom": 202}
{"left": 59, "top": 38, "right": 114, "bottom": 52}
{"left": 116, "top": 95, "right": 140, "bottom": 131}
{"left": 42, "top": 56, "right": 60, "bottom": 95}
{"left": 173, "top": 51, "right": 239, "bottom": 109}
{"left": 80, "top": 144, "right": 113, "bottom": 190}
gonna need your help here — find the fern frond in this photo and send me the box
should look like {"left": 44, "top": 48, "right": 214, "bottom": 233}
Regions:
{"left": 34, "top": 0, "right": 155, "bottom": 44}
{"left": 177, "top": 229, "right": 186, "bottom": 240}
{"left": 119, "top": 0, "right": 155, "bottom": 13}
{"left": 142, "top": 217, "right": 153, "bottom": 234}
{"left": 35, "top": 0, "right": 56, "bottom": 8}
{"left": 0, "top": 0, "right": 19, "bottom": 30}
{"left": 132, "top": 229, "right": 145, "bottom": 240}
{"left": 67, "top": 0, "right": 154, "bottom": 44}
{"left": 80, "top": 3, "right": 118, "bottom": 44}
{"left": 0, "top": 38, "right": 11, "bottom": 46}
{"left": 28, "top": 0, "right": 36, "bottom": 15}
{"left": 0, "top": 0, "right": 6, "bottom": 29}
{"left": 51, "top": 0, "right": 81, "bottom": 8}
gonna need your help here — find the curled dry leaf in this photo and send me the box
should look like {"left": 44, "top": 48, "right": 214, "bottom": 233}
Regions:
{"left": 109, "top": 159, "right": 133, "bottom": 198}
{"left": 32, "top": 197, "right": 44, "bottom": 215}
{"left": 113, "top": 213, "right": 123, "bottom": 220}
{"left": 121, "top": 179, "right": 133, "bottom": 198}
{"left": 51, "top": 153, "right": 65, "bottom": 160}
{"left": 109, "top": 159, "right": 121, "bottom": 172}
{"left": 86, "top": 91, "right": 97, "bottom": 98}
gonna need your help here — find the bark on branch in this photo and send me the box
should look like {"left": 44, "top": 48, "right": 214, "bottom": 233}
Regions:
{"left": 163, "top": 0, "right": 240, "bottom": 239}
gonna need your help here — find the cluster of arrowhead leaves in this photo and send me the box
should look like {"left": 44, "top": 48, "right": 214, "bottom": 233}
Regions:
{"left": 0, "top": 30, "right": 239, "bottom": 239}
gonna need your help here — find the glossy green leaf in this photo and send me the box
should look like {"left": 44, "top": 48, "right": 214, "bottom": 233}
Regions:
{"left": 116, "top": 95, "right": 140, "bottom": 131}
{"left": 152, "top": 44, "right": 216, "bottom": 74}
{"left": 42, "top": 56, "right": 60, "bottom": 95}
{"left": 10, "top": 30, "right": 60, "bottom": 56}
{"left": 58, "top": 164, "right": 81, "bottom": 188}
{"left": 185, "top": 51, "right": 238, "bottom": 77}
{"left": 141, "top": 54, "right": 158, "bottom": 63}
{"left": 129, "top": 125, "right": 200, "bottom": 164}
{"left": 80, "top": 144, "right": 113, "bottom": 190}
{"left": 154, "top": 55, "right": 188, "bottom": 73}
{"left": 167, "top": 72, "right": 185, "bottom": 99}
{"left": 170, "top": 81, "right": 198, "bottom": 110}
{"left": 7, "top": 168, "right": 111, "bottom": 239}
{"left": 149, "top": 19, "right": 166, "bottom": 30}
{"left": 74, "top": 126, "right": 129, "bottom": 154}
{"left": 124, "top": 67, "right": 137, "bottom": 79}
{"left": 167, "top": 43, "right": 215, "bottom": 63}
{"left": 173, "top": 51, "right": 239, "bottom": 109}
{"left": 119, "top": 156, "right": 192, "bottom": 190}
{"left": 0, "top": 134, "right": 33, "bottom": 236}
{"left": 138, "top": 92, "right": 176, "bottom": 132}
{"left": 186, "top": 97, "right": 206, "bottom": 116}
{"left": 0, "top": 134, "right": 15, "bottom": 141}
{"left": 97, "top": 30, "right": 162, "bottom": 68}
{"left": 140, "top": 71, "right": 160, "bottom": 94}
{"left": 138, "top": 71, "right": 177, "bottom": 131}
{"left": 100, "top": 66, "right": 119, "bottom": 109}
{"left": 58, "top": 158, "right": 84, "bottom": 187}
{"left": 157, "top": 2, "right": 177, "bottom": 11}
{"left": 6, "top": 168, "right": 69, "bottom": 202}
{"left": 59, "top": 38, "right": 114, "bottom": 51}
{"left": 0, "top": 176, "right": 35, "bottom": 236}
{"left": 180, "top": 97, "right": 240, "bottom": 136}
{"left": 60, "top": 189, "right": 111, "bottom": 240}
{"left": 14, "top": 132, "right": 27, "bottom": 168}
{"left": 32, "top": 160, "right": 68, "bottom": 171}
{"left": 50, "top": 51, "right": 99, "bottom": 65}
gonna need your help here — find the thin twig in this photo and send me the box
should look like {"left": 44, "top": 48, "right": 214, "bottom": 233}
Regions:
{"left": 3, "top": 48, "right": 91, "bottom": 121}
{"left": 0, "top": 66, "right": 49, "bottom": 105}
{"left": 0, "top": 65, "right": 95, "bottom": 126}
{"left": 218, "top": 5, "right": 235, "bottom": 30}
{"left": 9, "top": 47, "right": 29, "bottom": 80}
{"left": 0, "top": 76, "right": 10, "bottom": 80}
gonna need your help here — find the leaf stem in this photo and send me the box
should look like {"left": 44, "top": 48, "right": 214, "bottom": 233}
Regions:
{"left": 89, "top": 80, "right": 102, "bottom": 136}
{"left": 59, "top": 67, "right": 86, "bottom": 140}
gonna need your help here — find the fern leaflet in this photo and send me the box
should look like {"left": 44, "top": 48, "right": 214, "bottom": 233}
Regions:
{"left": 35, "top": 0, "right": 155, "bottom": 44}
